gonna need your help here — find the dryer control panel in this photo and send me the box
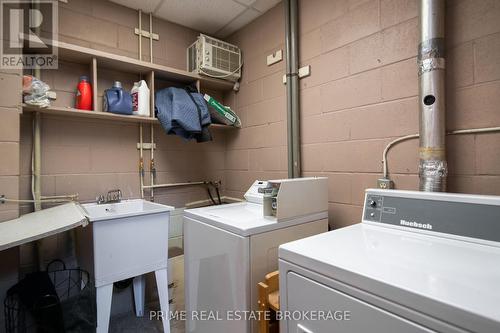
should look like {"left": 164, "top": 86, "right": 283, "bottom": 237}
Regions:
{"left": 363, "top": 189, "right": 500, "bottom": 244}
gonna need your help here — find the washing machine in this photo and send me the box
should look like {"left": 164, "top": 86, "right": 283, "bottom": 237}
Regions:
{"left": 184, "top": 177, "right": 329, "bottom": 333}
{"left": 279, "top": 189, "right": 500, "bottom": 333}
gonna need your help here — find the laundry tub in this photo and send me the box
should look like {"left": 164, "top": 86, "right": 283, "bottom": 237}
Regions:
{"left": 76, "top": 199, "right": 173, "bottom": 333}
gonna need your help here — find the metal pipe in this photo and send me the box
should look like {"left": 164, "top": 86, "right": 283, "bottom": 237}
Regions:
{"left": 139, "top": 124, "right": 144, "bottom": 199}
{"left": 418, "top": 0, "right": 447, "bottom": 192}
{"left": 142, "top": 181, "right": 211, "bottom": 190}
{"left": 150, "top": 124, "right": 155, "bottom": 201}
{"left": 381, "top": 126, "right": 500, "bottom": 182}
{"left": 33, "top": 113, "right": 42, "bottom": 211}
{"left": 138, "top": 10, "right": 142, "bottom": 60}
{"left": 149, "top": 13, "right": 153, "bottom": 63}
{"left": 284, "top": 0, "right": 301, "bottom": 178}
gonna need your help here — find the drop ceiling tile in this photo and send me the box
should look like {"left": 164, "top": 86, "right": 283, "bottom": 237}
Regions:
{"left": 155, "top": 0, "right": 247, "bottom": 34}
{"left": 109, "top": 0, "right": 162, "bottom": 13}
{"left": 216, "top": 7, "right": 261, "bottom": 37}
{"left": 234, "top": 0, "right": 257, "bottom": 5}
{"left": 252, "top": 0, "right": 281, "bottom": 13}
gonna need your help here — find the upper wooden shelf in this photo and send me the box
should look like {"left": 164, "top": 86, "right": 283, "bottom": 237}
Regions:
{"left": 55, "top": 41, "right": 235, "bottom": 92}
{"left": 22, "top": 104, "right": 235, "bottom": 129}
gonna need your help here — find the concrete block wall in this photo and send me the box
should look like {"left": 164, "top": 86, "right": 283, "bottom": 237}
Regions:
{"left": 19, "top": 1, "right": 227, "bottom": 219}
{"left": 0, "top": 66, "right": 21, "bottom": 330}
{"left": 224, "top": 0, "right": 500, "bottom": 229}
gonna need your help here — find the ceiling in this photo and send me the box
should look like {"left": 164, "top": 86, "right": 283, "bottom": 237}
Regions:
{"left": 109, "top": 0, "right": 281, "bottom": 38}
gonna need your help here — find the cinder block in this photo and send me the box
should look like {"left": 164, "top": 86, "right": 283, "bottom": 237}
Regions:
{"left": 299, "top": 0, "right": 347, "bottom": 35}
{"left": 300, "top": 46, "right": 350, "bottom": 89}
{"left": 320, "top": 0, "right": 380, "bottom": 52}
{"left": 0, "top": 74, "right": 21, "bottom": 108}
{"left": 381, "top": 58, "right": 418, "bottom": 101}
{"left": 348, "top": 97, "right": 418, "bottom": 140}
{"left": 0, "top": 143, "right": 19, "bottom": 176}
{"left": 448, "top": 81, "right": 500, "bottom": 129}
{"left": 447, "top": 42, "right": 474, "bottom": 88}
{"left": 476, "top": 133, "right": 500, "bottom": 175}
{"left": 320, "top": 69, "right": 382, "bottom": 112}
{"left": 0, "top": 108, "right": 20, "bottom": 142}
{"left": 328, "top": 203, "right": 362, "bottom": 229}
{"left": 237, "top": 80, "right": 263, "bottom": 108}
{"left": 301, "top": 144, "right": 326, "bottom": 172}
{"left": 327, "top": 173, "right": 352, "bottom": 204}
{"left": 474, "top": 33, "right": 500, "bottom": 84}
{"left": 447, "top": 135, "right": 476, "bottom": 175}
{"left": 323, "top": 139, "right": 386, "bottom": 173}
{"left": 381, "top": 0, "right": 418, "bottom": 29}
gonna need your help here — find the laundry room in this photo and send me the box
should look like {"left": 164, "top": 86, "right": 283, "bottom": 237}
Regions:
{"left": 0, "top": 0, "right": 499, "bottom": 332}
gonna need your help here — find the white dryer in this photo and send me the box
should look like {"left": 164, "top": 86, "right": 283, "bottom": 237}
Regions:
{"left": 279, "top": 189, "right": 500, "bottom": 333}
{"left": 184, "top": 177, "right": 329, "bottom": 333}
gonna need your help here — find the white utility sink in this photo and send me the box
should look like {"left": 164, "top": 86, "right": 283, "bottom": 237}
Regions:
{"left": 82, "top": 199, "right": 172, "bottom": 221}
{"left": 77, "top": 199, "right": 174, "bottom": 333}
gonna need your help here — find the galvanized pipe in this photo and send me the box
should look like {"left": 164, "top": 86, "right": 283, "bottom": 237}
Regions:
{"left": 284, "top": 0, "right": 301, "bottom": 178}
{"left": 418, "top": 0, "right": 447, "bottom": 192}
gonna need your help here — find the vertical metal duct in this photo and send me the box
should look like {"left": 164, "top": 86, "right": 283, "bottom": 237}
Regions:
{"left": 284, "top": 0, "right": 301, "bottom": 178}
{"left": 418, "top": 0, "right": 447, "bottom": 191}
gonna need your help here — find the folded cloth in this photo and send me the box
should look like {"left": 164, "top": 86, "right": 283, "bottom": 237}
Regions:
{"left": 155, "top": 87, "right": 212, "bottom": 142}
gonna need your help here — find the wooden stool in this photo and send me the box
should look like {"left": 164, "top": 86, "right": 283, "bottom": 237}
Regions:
{"left": 258, "top": 271, "right": 280, "bottom": 333}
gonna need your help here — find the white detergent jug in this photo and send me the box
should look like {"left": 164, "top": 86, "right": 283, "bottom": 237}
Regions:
{"left": 131, "top": 80, "right": 150, "bottom": 117}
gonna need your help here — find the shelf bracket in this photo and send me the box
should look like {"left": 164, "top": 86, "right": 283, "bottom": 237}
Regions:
{"left": 134, "top": 28, "right": 159, "bottom": 41}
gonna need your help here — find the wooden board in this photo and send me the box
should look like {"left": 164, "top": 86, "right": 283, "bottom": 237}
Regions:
{"left": 55, "top": 41, "right": 234, "bottom": 92}
{"left": 0, "top": 203, "right": 88, "bottom": 251}
{"left": 22, "top": 104, "right": 236, "bottom": 129}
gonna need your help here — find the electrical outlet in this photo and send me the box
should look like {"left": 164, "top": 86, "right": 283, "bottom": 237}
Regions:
{"left": 377, "top": 178, "right": 394, "bottom": 189}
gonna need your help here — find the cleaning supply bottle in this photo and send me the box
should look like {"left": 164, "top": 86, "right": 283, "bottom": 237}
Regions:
{"left": 131, "top": 80, "right": 150, "bottom": 117}
{"left": 75, "top": 76, "right": 92, "bottom": 111}
{"left": 103, "top": 81, "right": 133, "bottom": 115}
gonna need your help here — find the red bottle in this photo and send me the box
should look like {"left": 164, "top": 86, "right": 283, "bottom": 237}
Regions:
{"left": 76, "top": 76, "right": 92, "bottom": 111}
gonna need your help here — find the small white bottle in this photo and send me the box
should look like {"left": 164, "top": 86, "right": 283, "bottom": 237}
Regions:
{"left": 131, "top": 80, "right": 150, "bottom": 117}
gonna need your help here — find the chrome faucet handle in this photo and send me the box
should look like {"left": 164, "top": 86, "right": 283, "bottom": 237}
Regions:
{"left": 106, "top": 189, "right": 122, "bottom": 203}
{"left": 96, "top": 195, "right": 105, "bottom": 204}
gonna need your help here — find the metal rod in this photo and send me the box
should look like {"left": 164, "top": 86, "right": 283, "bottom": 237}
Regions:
{"left": 139, "top": 124, "right": 144, "bottom": 199}
{"left": 284, "top": 0, "right": 301, "bottom": 178}
{"left": 150, "top": 124, "right": 154, "bottom": 201}
{"left": 138, "top": 10, "right": 142, "bottom": 60}
{"left": 381, "top": 126, "right": 500, "bottom": 181}
{"left": 418, "top": 0, "right": 447, "bottom": 192}
{"left": 149, "top": 13, "right": 153, "bottom": 63}
{"left": 33, "top": 112, "right": 42, "bottom": 211}
{"left": 142, "top": 181, "right": 211, "bottom": 190}
{"left": 290, "top": 0, "right": 301, "bottom": 178}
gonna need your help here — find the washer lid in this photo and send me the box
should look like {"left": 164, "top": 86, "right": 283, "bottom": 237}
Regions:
{"left": 184, "top": 202, "right": 327, "bottom": 236}
{"left": 279, "top": 223, "right": 500, "bottom": 332}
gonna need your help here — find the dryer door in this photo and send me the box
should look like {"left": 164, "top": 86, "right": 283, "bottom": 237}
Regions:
{"left": 285, "top": 272, "right": 436, "bottom": 333}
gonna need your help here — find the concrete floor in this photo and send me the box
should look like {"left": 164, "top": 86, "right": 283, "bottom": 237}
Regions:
{"left": 109, "top": 311, "right": 185, "bottom": 333}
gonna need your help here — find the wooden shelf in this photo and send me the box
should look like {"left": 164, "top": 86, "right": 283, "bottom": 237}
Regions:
{"left": 55, "top": 41, "right": 234, "bottom": 92}
{"left": 22, "top": 105, "right": 236, "bottom": 129}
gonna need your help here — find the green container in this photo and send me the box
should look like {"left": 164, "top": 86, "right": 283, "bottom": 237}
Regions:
{"left": 204, "top": 94, "right": 241, "bottom": 127}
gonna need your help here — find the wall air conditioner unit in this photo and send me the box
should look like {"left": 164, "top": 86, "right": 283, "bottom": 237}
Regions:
{"left": 187, "top": 34, "right": 242, "bottom": 82}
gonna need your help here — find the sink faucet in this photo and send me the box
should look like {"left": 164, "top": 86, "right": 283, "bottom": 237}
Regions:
{"left": 96, "top": 189, "right": 122, "bottom": 204}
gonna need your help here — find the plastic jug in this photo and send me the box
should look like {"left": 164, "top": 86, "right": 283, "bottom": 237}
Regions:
{"left": 131, "top": 80, "right": 150, "bottom": 117}
{"left": 103, "top": 81, "right": 133, "bottom": 115}
{"left": 75, "top": 76, "right": 92, "bottom": 111}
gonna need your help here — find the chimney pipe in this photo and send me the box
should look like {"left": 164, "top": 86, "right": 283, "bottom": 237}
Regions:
{"left": 418, "top": 0, "right": 447, "bottom": 192}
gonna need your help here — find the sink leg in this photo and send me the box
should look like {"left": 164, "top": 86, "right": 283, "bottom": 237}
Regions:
{"left": 133, "top": 275, "right": 146, "bottom": 317}
{"left": 155, "top": 268, "right": 171, "bottom": 333}
{"left": 96, "top": 283, "right": 113, "bottom": 333}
